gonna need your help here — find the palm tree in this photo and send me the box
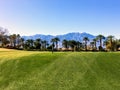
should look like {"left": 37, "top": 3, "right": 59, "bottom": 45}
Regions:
{"left": 17, "top": 34, "right": 20, "bottom": 48}
{"left": 96, "top": 34, "right": 105, "bottom": 51}
{"left": 62, "top": 39, "right": 69, "bottom": 50}
{"left": 116, "top": 39, "right": 120, "bottom": 51}
{"left": 83, "top": 37, "right": 89, "bottom": 51}
{"left": 9, "top": 35, "right": 13, "bottom": 47}
{"left": 42, "top": 40, "right": 48, "bottom": 50}
{"left": 25, "top": 39, "right": 31, "bottom": 49}
{"left": 34, "top": 38, "right": 41, "bottom": 50}
{"left": 68, "top": 40, "right": 77, "bottom": 51}
{"left": 93, "top": 38, "right": 97, "bottom": 50}
{"left": 54, "top": 37, "right": 60, "bottom": 50}
{"left": 107, "top": 35, "right": 114, "bottom": 44}
{"left": 41, "top": 40, "right": 48, "bottom": 50}
{"left": 90, "top": 41, "right": 94, "bottom": 50}
{"left": 76, "top": 41, "right": 82, "bottom": 51}
{"left": 21, "top": 38, "right": 25, "bottom": 48}
{"left": 51, "top": 38, "right": 56, "bottom": 52}
{"left": 103, "top": 40, "right": 109, "bottom": 51}
{"left": 12, "top": 34, "right": 17, "bottom": 48}
{"left": 1, "top": 35, "right": 9, "bottom": 47}
{"left": 0, "top": 27, "right": 9, "bottom": 47}
{"left": 107, "top": 35, "right": 114, "bottom": 51}
{"left": 30, "top": 39, "right": 34, "bottom": 49}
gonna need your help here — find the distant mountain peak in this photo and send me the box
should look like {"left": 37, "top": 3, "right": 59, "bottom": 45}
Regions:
{"left": 22, "top": 32, "right": 96, "bottom": 43}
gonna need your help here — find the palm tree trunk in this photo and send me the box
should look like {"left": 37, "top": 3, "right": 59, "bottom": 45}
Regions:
{"left": 100, "top": 39, "right": 102, "bottom": 47}
{"left": 85, "top": 41, "right": 87, "bottom": 51}
{"left": 56, "top": 42, "right": 58, "bottom": 50}
{"left": 94, "top": 42, "right": 96, "bottom": 48}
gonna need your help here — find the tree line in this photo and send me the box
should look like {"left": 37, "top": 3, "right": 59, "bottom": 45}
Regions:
{"left": 0, "top": 27, "right": 120, "bottom": 51}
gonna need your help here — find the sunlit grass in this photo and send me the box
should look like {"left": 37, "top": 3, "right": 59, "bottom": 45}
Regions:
{"left": 0, "top": 49, "right": 120, "bottom": 90}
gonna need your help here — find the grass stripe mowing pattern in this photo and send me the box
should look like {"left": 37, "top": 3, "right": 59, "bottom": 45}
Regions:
{"left": 0, "top": 49, "right": 120, "bottom": 90}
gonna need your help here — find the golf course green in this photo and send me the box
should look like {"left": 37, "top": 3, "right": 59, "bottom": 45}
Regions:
{"left": 0, "top": 49, "right": 120, "bottom": 90}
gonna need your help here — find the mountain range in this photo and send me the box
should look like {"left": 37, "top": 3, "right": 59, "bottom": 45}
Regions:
{"left": 22, "top": 32, "right": 96, "bottom": 43}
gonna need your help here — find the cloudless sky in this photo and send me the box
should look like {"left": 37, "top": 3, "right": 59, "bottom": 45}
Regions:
{"left": 0, "top": 0, "right": 120, "bottom": 38}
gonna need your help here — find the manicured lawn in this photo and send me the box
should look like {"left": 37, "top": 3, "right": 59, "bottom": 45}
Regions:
{"left": 0, "top": 49, "right": 120, "bottom": 90}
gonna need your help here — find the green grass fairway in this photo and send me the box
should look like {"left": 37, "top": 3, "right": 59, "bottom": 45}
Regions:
{"left": 0, "top": 49, "right": 120, "bottom": 90}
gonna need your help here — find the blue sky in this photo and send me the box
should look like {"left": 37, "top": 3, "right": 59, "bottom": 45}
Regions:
{"left": 0, "top": 0, "right": 120, "bottom": 38}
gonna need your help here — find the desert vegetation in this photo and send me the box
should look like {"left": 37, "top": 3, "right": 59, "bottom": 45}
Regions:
{"left": 0, "top": 27, "right": 120, "bottom": 51}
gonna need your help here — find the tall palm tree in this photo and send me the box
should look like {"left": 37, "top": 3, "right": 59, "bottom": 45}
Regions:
{"left": 9, "top": 35, "right": 13, "bottom": 47}
{"left": 0, "top": 27, "right": 8, "bottom": 47}
{"left": 103, "top": 40, "right": 109, "bottom": 50}
{"left": 54, "top": 37, "right": 60, "bottom": 50}
{"left": 51, "top": 38, "right": 56, "bottom": 53}
{"left": 21, "top": 38, "right": 25, "bottom": 48}
{"left": 107, "top": 35, "right": 114, "bottom": 44}
{"left": 93, "top": 38, "right": 97, "bottom": 50}
{"left": 41, "top": 40, "right": 47, "bottom": 50}
{"left": 96, "top": 34, "right": 105, "bottom": 51}
{"left": 83, "top": 37, "right": 89, "bottom": 51}
{"left": 116, "top": 39, "right": 120, "bottom": 51}
{"left": 34, "top": 38, "right": 41, "bottom": 50}
{"left": 68, "top": 40, "right": 77, "bottom": 51}
{"left": 90, "top": 41, "right": 94, "bottom": 50}
{"left": 107, "top": 35, "right": 114, "bottom": 49}
{"left": 42, "top": 40, "right": 48, "bottom": 50}
{"left": 17, "top": 34, "right": 20, "bottom": 48}
{"left": 30, "top": 39, "right": 34, "bottom": 49}
{"left": 12, "top": 34, "right": 17, "bottom": 48}
{"left": 76, "top": 41, "right": 82, "bottom": 51}
{"left": 1, "top": 35, "right": 9, "bottom": 47}
{"left": 25, "top": 39, "right": 31, "bottom": 49}
{"left": 62, "top": 39, "right": 69, "bottom": 49}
